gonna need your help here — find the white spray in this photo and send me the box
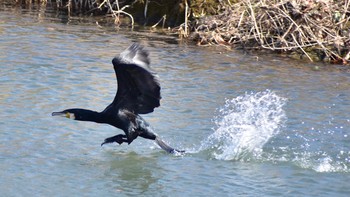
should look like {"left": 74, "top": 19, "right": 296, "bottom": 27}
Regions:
{"left": 199, "top": 90, "right": 287, "bottom": 161}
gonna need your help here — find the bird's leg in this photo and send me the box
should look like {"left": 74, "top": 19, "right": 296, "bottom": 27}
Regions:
{"left": 101, "top": 134, "right": 128, "bottom": 146}
{"left": 139, "top": 129, "right": 156, "bottom": 140}
{"left": 139, "top": 129, "right": 185, "bottom": 153}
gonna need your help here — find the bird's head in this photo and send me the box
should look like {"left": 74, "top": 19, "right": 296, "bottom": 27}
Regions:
{"left": 52, "top": 109, "right": 79, "bottom": 120}
{"left": 52, "top": 109, "right": 89, "bottom": 121}
{"left": 52, "top": 108, "right": 102, "bottom": 122}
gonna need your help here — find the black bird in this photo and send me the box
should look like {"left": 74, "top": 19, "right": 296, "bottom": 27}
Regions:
{"left": 52, "top": 43, "right": 182, "bottom": 154}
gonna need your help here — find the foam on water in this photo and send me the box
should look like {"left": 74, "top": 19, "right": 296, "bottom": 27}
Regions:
{"left": 199, "top": 90, "right": 287, "bottom": 161}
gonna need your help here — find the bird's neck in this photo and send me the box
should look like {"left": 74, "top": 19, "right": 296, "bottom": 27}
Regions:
{"left": 77, "top": 109, "right": 106, "bottom": 124}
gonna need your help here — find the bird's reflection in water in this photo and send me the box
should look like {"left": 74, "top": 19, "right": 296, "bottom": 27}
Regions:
{"left": 103, "top": 151, "right": 162, "bottom": 195}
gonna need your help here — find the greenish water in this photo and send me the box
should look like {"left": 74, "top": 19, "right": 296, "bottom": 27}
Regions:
{"left": 1, "top": 6, "right": 350, "bottom": 196}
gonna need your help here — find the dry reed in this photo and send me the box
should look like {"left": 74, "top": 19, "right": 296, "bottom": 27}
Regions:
{"left": 49, "top": 0, "right": 135, "bottom": 25}
{"left": 191, "top": 0, "right": 350, "bottom": 64}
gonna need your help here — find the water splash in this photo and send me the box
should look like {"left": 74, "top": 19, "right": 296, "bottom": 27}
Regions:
{"left": 178, "top": 89, "right": 349, "bottom": 173}
{"left": 200, "top": 90, "right": 287, "bottom": 161}
{"left": 266, "top": 134, "right": 350, "bottom": 173}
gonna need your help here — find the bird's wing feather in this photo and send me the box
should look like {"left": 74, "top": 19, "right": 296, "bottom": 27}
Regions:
{"left": 110, "top": 44, "right": 161, "bottom": 114}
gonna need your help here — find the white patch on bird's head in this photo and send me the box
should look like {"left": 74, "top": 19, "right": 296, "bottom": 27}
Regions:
{"left": 66, "top": 112, "right": 76, "bottom": 120}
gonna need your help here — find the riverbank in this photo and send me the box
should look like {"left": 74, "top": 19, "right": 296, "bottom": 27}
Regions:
{"left": 190, "top": 0, "right": 350, "bottom": 65}
{"left": 3, "top": 0, "right": 350, "bottom": 65}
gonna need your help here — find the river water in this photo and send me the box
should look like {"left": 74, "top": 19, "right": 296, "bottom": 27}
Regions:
{"left": 1, "top": 6, "right": 350, "bottom": 196}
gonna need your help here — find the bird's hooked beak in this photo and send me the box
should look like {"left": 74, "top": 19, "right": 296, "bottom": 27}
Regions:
{"left": 52, "top": 111, "right": 75, "bottom": 119}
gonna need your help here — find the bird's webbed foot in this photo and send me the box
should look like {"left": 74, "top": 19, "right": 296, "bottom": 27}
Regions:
{"left": 101, "top": 134, "right": 128, "bottom": 146}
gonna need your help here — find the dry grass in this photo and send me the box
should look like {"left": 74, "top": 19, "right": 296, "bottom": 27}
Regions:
{"left": 50, "top": 0, "right": 135, "bottom": 25}
{"left": 191, "top": 0, "right": 350, "bottom": 64}
{"left": 97, "top": 0, "right": 134, "bottom": 25}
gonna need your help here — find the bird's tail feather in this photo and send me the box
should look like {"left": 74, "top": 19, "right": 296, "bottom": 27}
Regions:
{"left": 155, "top": 137, "right": 184, "bottom": 154}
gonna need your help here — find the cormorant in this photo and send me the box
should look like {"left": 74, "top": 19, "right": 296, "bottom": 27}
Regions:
{"left": 52, "top": 43, "right": 182, "bottom": 154}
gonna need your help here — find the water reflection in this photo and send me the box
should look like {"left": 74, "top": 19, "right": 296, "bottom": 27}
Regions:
{"left": 103, "top": 151, "right": 160, "bottom": 195}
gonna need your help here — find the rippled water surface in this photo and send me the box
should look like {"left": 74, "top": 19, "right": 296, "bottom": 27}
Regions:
{"left": 1, "top": 7, "right": 350, "bottom": 196}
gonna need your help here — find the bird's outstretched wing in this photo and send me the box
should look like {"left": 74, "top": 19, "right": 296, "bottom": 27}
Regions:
{"left": 110, "top": 43, "right": 161, "bottom": 114}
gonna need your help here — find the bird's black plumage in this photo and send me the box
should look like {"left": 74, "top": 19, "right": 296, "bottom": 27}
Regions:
{"left": 52, "top": 43, "right": 182, "bottom": 154}
{"left": 108, "top": 43, "right": 161, "bottom": 115}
